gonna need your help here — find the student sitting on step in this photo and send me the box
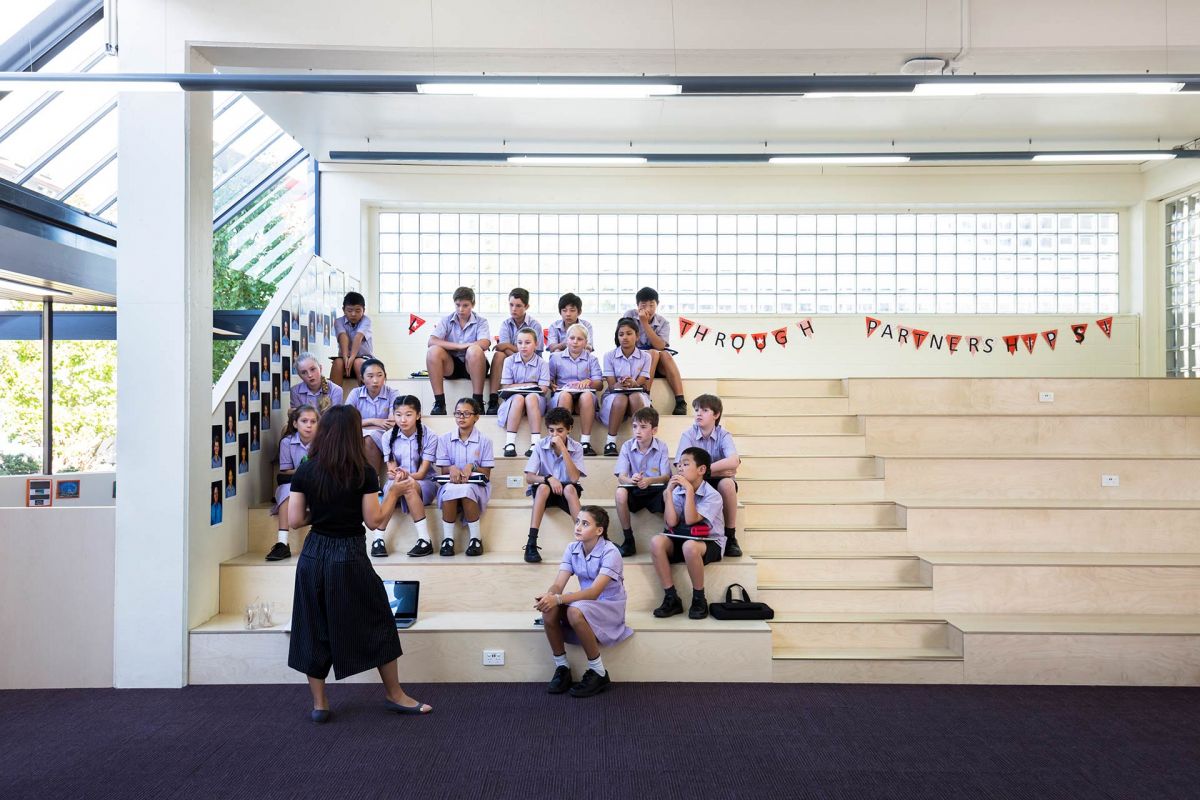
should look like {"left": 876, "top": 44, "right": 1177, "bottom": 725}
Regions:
{"left": 535, "top": 505, "right": 633, "bottom": 698}
{"left": 676, "top": 393, "right": 743, "bottom": 557}
{"left": 613, "top": 406, "right": 672, "bottom": 557}
{"left": 331, "top": 291, "right": 373, "bottom": 384}
{"left": 523, "top": 407, "right": 586, "bottom": 564}
{"left": 623, "top": 286, "right": 687, "bottom": 416}
{"left": 266, "top": 404, "right": 319, "bottom": 561}
{"left": 435, "top": 397, "right": 494, "bottom": 557}
{"left": 598, "top": 317, "right": 652, "bottom": 456}
{"left": 376, "top": 394, "right": 439, "bottom": 559}
{"left": 292, "top": 351, "right": 344, "bottom": 415}
{"left": 426, "top": 286, "right": 492, "bottom": 416}
{"left": 546, "top": 292, "right": 594, "bottom": 353}
{"left": 548, "top": 322, "right": 603, "bottom": 456}
{"left": 343, "top": 358, "right": 396, "bottom": 482}
{"left": 650, "top": 447, "right": 726, "bottom": 620}
{"left": 487, "top": 287, "right": 543, "bottom": 415}
{"left": 496, "top": 327, "right": 551, "bottom": 458}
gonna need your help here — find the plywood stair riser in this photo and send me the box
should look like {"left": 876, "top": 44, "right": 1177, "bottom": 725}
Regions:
{"left": 883, "top": 457, "right": 1200, "bottom": 501}
{"left": 960, "top": 633, "right": 1200, "bottom": 686}
{"left": 742, "top": 528, "right": 909, "bottom": 553}
{"left": 218, "top": 557, "right": 759, "bottom": 616}
{"left": 931, "top": 565, "right": 1200, "bottom": 614}
{"left": 754, "top": 555, "right": 925, "bottom": 585}
{"left": 724, "top": 435, "right": 867, "bottom": 456}
{"left": 904, "top": 507, "right": 1200, "bottom": 553}
{"left": 772, "top": 658, "right": 966, "bottom": 684}
{"left": 864, "top": 416, "right": 1200, "bottom": 457}
{"left": 738, "top": 479, "right": 885, "bottom": 501}
{"left": 771, "top": 620, "right": 954, "bottom": 649}
{"left": 716, "top": 378, "right": 846, "bottom": 396}
{"left": 743, "top": 502, "right": 900, "bottom": 527}
{"left": 757, "top": 587, "right": 935, "bottom": 614}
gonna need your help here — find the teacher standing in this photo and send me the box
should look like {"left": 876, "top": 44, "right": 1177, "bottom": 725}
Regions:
{"left": 287, "top": 404, "right": 432, "bottom": 722}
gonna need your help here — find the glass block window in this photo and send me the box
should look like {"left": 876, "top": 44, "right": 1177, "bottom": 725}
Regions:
{"left": 376, "top": 211, "right": 1120, "bottom": 316}
{"left": 1165, "top": 192, "right": 1200, "bottom": 377}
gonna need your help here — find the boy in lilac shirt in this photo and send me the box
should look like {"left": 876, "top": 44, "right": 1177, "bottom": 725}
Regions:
{"left": 426, "top": 286, "right": 492, "bottom": 415}
{"left": 650, "top": 447, "right": 725, "bottom": 620}
{"left": 522, "top": 407, "right": 586, "bottom": 563}
{"left": 292, "top": 352, "right": 344, "bottom": 415}
{"left": 487, "top": 287, "right": 542, "bottom": 415}
{"left": 614, "top": 406, "right": 672, "bottom": 557}
{"left": 546, "top": 292, "right": 595, "bottom": 352}
{"left": 676, "top": 393, "right": 743, "bottom": 557}
{"left": 331, "top": 291, "right": 373, "bottom": 384}
{"left": 623, "top": 286, "right": 687, "bottom": 415}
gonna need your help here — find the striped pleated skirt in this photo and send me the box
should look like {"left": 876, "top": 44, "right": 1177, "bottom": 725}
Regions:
{"left": 287, "top": 532, "right": 403, "bottom": 680}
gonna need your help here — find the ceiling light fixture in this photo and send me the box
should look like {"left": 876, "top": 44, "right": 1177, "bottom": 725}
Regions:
{"left": 1031, "top": 152, "right": 1177, "bottom": 162}
{"left": 769, "top": 155, "right": 911, "bottom": 164}
{"left": 507, "top": 156, "right": 649, "bottom": 165}
{"left": 418, "top": 83, "right": 682, "bottom": 99}
{"left": 914, "top": 81, "right": 1184, "bottom": 96}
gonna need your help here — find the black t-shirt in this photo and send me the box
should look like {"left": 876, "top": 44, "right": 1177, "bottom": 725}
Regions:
{"left": 289, "top": 460, "right": 379, "bottom": 538}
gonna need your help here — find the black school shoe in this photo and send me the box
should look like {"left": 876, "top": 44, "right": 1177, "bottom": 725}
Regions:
{"left": 407, "top": 539, "right": 433, "bottom": 557}
{"left": 688, "top": 594, "right": 709, "bottom": 620}
{"left": 370, "top": 539, "right": 388, "bottom": 558}
{"left": 603, "top": 442, "right": 618, "bottom": 457}
{"left": 503, "top": 443, "right": 518, "bottom": 458}
{"left": 265, "top": 542, "right": 291, "bottom": 561}
{"left": 619, "top": 536, "right": 636, "bottom": 557}
{"left": 439, "top": 538, "right": 455, "bottom": 556}
{"left": 430, "top": 402, "right": 446, "bottom": 416}
{"left": 672, "top": 398, "right": 688, "bottom": 415}
{"left": 547, "top": 665, "right": 573, "bottom": 694}
{"left": 524, "top": 536, "right": 542, "bottom": 563}
{"left": 724, "top": 534, "right": 743, "bottom": 558}
{"left": 485, "top": 399, "right": 500, "bottom": 416}
{"left": 569, "top": 669, "right": 612, "bottom": 698}
{"left": 652, "top": 593, "right": 683, "bottom": 618}
{"left": 581, "top": 443, "right": 597, "bottom": 457}
{"left": 465, "top": 538, "right": 483, "bottom": 556}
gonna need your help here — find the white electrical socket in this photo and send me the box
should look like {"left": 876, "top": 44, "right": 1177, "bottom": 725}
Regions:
{"left": 483, "top": 649, "right": 505, "bottom": 666}
{"left": 1101, "top": 474, "right": 1120, "bottom": 487}
{"left": 1039, "top": 391, "right": 1054, "bottom": 403}
{"left": 505, "top": 475, "right": 523, "bottom": 489}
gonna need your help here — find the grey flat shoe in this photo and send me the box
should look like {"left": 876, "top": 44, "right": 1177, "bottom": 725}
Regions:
{"left": 385, "top": 699, "right": 432, "bottom": 715}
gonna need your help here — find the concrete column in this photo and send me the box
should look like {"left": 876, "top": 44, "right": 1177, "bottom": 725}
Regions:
{"left": 113, "top": 37, "right": 213, "bottom": 686}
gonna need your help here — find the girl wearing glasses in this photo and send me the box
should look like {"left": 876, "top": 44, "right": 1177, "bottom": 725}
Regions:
{"left": 434, "top": 397, "right": 494, "bottom": 557}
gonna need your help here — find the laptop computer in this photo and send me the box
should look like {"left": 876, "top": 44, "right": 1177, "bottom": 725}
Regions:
{"left": 384, "top": 580, "right": 420, "bottom": 629}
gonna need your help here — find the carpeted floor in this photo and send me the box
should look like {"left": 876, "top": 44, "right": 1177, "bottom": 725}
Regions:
{"left": 2, "top": 682, "right": 1199, "bottom": 799}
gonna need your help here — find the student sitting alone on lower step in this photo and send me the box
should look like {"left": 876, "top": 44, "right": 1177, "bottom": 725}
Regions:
{"left": 650, "top": 447, "right": 726, "bottom": 620}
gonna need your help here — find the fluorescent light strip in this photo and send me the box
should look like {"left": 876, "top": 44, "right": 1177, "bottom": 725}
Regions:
{"left": 507, "top": 156, "right": 648, "bottom": 165}
{"left": 417, "top": 83, "right": 681, "bottom": 99}
{"left": 0, "top": 278, "right": 73, "bottom": 297}
{"left": 915, "top": 81, "right": 1184, "bottom": 96}
{"left": 1032, "top": 153, "right": 1177, "bottom": 163}
{"left": 769, "top": 156, "right": 911, "bottom": 164}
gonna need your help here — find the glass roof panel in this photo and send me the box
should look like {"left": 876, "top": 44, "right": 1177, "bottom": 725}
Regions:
{"left": 63, "top": 156, "right": 116, "bottom": 213}
{"left": 0, "top": 0, "right": 58, "bottom": 50}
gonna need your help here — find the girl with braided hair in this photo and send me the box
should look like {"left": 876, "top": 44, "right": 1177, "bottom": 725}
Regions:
{"left": 372, "top": 395, "right": 439, "bottom": 558}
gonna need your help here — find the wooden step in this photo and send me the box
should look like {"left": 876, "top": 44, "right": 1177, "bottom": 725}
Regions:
{"left": 736, "top": 456, "right": 880, "bottom": 479}
{"left": 742, "top": 501, "right": 900, "bottom": 527}
{"left": 732, "top": 435, "right": 867, "bottom": 456}
{"left": 721, "top": 396, "right": 849, "bottom": 415}
{"left": 771, "top": 648, "right": 964, "bottom": 683}
{"left": 742, "top": 526, "right": 908, "bottom": 553}
{"left": 770, "top": 613, "right": 953, "bottom": 649}
{"left": 716, "top": 378, "right": 846, "bottom": 396}
{"left": 189, "top": 610, "right": 772, "bottom": 684}
{"left": 758, "top": 584, "right": 934, "bottom": 613}
{"left": 753, "top": 553, "right": 924, "bottom": 584}
{"left": 737, "top": 478, "right": 885, "bottom": 501}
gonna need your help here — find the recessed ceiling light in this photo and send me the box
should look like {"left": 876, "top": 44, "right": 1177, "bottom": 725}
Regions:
{"left": 914, "top": 81, "right": 1184, "bottom": 96}
{"left": 769, "top": 155, "right": 911, "bottom": 164}
{"left": 417, "top": 83, "right": 682, "bottom": 99}
{"left": 507, "top": 156, "right": 648, "bottom": 165}
{"left": 1031, "top": 153, "right": 1176, "bottom": 162}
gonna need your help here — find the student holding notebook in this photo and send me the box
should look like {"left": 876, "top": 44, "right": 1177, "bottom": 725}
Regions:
{"left": 649, "top": 447, "right": 725, "bottom": 620}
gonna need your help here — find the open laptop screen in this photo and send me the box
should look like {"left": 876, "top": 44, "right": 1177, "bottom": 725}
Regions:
{"left": 385, "top": 580, "right": 420, "bottom": 624}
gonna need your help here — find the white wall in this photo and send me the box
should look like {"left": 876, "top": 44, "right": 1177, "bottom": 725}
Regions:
{"left": 0, "top": 472, "right": 115, "bottom": 508}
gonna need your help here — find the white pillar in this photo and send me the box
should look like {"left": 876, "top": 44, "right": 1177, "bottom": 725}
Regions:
{"left": 113, "top": 40, "right": 213, "bottom": 686}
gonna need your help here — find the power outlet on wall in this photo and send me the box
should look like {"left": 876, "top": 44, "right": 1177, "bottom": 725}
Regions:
{"left": 1039, "top": 391, "right": 1055, "bottom": 403}
{"left": 483, "top": 649, "right": 505, "bottom": 666}
{"left": 506, "top": 476, "right": 523, "bottom": 489}
{"left": 1101, "top": 474, "right": 1120, "bottom": 487}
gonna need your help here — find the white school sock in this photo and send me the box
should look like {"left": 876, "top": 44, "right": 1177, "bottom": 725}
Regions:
{"left": 580, "top": 434, "right": 591, "bottom": 444}
{"left": 371, "top": 529, "right": 386, "bottom": 544}
{"left": 530, "top": 433, "right": 541, "bottom": 446}
{"left": 587, "top": 655, "right": 606, "bottom": 677}
{"left": 467, "top": 519, "right": 482, "bottom": 543}
{"left": 441, "top": 519, "right": 457, "bottom": 544}
{"left": 505, "top": 431, "right": 517, "bottom": 446}
{"left": 413, "top": 516, "right": 430, "bottom": 544}
{"left": 605, "top": 434, "right": 617, "bottom": 445}
{"left": 276, "top": 530, "right": 288, "bottom": 545}
{"left": 553, "top": 653, "right": 569, "bottom": 668}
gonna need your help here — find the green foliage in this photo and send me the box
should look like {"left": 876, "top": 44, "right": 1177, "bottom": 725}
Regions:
{"left": 0, "top": 452, "right": 40, "bottom": 475}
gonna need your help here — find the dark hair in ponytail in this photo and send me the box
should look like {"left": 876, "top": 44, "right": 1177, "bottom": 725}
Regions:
{"left": 581, "top": 504, "right": 610, "bottom": 540}
{"left": 387, "top": 395, "right": 424, "bottom": 466}
{"left": 284, "top": 404, "right": 318, "bottom": 438}
{"left": 614, "top": 317, "right": 640, "bottom": 346}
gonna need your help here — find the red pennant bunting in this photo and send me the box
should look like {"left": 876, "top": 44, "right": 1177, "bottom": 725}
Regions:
{"left": 911, "top": 329, "right": 929, "bottom": 349}
{"left": 693, "top": 324, "right": 710, "bottom": 342}
{"left": 1072, "top": 323, "right": 1087, "bottom": 343}
{"left": 408, "top": 313, "right": 426, "bottom": 335}
{"left": 1042, "top": 329, "right": 1058, "bottom": 350}
{"left": 543, "top": 327, "right": 549, "bottom": 345}
{"left": 865, "top": 317, "right": 881, "bottom": 337}
{"left": 1096, "top": 317, "right": 1113, "bottom": 338}
{"left": 797, "top": 319, "right": 814, "bottom": 337}
{"left": 678, "top": 317, "right": 695, "bottom": 338}
{"left": 772, "top": 326, "right": 789, "bottom": 347}
{"left": 752, "top": 332, "right": 768, "bottom": 351}
{"left": 897, "top": 326, "right": 911, "bottom": 346}
{"left": 947, "top": 334, "right": 961, "bottom": 354}
{"left": 1021, "top": 333, "right": 1038, "bottom": 353}
{"left": 1003, "top": 335, "right": 1020, "bottom": 355}
{"left": 730, "top": 333, "right": 746, "bottom": 353}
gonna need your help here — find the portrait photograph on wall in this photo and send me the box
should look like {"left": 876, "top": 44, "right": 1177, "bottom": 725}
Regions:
{"left": 224, "top": 456, "right": 236, "bottom": 498}
{"left": 260, "top": 343, "right": 270, "bottom": 377}
{"left": 272, "top": 373, "right": 282, "bottom": 409}
{"left": 249, "top": 363, "right": 261, "bottom": 401}
{"left": 300, "top": 324, "right": 308, "bottom": 354}
{"left": 224, "top": 401, "right": 236, "bottom": 443}
{"left": 210, "top": 481, "right": 222, "bottom": 526}
{"left": 281, "top": 357, "right": 291, "bottom": 392}
{"left": 238, "top": 434, "right": 249, "bottom": 474}
{"left": 250, "top": 413, "right": 261, "bottom": 452}
{"left": 271, "top": 326, "right": 281, "bottom": 361}
{"left": 322, "top": 314, "right": 330, "bottom": 345}
{"left": 261, "top": 392, "right": 271, "bottom": 428}
{"left": 237, "top": 381, "right": 249, "bottom": 421}
{"left": 290, "top": 340, "right": 300, "bottom": 372}
{"left": 211, "top": 424, "right": 222, "bottom": 468}
{"left": 281, "top": 310, "right": 291, "bottom": 346}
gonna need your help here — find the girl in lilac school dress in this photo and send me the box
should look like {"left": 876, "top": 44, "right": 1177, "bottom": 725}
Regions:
{"left": 549, "top": 323, "right": 603, "bottom": 456}
{"left": 598, "top": 317, "right": 652, "bottom": 456}
{"left": 496, "top": 327, "right": 550, "bottom": 459}
{"left": 535, "top": 505, "right": 632, "bottom": 698}
{"left": 436, "top": 397, "right": 494, "bottom": 557}
{"left": 266, "top": 404, "right": 318, "bottom": 561}
{"left": 344, "top": 358, "right": 396, "bottom": 482}
{"left": 375, "top": 395, "right": 440, "bottom": 560}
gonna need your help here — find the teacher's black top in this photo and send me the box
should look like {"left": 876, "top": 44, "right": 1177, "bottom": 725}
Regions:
{"left": 289, "top": 460, "right": 379, "bottom": 538}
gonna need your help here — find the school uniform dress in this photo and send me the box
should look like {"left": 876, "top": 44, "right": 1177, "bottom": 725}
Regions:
{"left": 495, "top": 353, "right": 550, "bottom": 429}
{"left": 677, "top": 424, "right": 739, "bottom": 490}
{"left": 431, "top": 312, "right": 491, "bottom": 377}
{"left": 334, "top": 314, "right": 374, "bottom": 358}
{"left": 615, "top": 436, "right": 671, "bottom": 512}
{"left": 290, "top": 379, "right": 344, "bottom": 415}
{"left": 548, "top": 350, "right": 602, "bottom": 415}
{"left": 546, "top": 318, "right": 594, "bottom": 350}
{"left": 598, "top": 347, "right": 652, "bottom": 426}
{"left": 435, "top": 428, "right": 495, "bottom": 512}
{"left": 524, "top": 437, "right": 587, "bottom": 511}
{"left": 271, "top": 433, "right": 311, "bottom": 515}
{"left": 621, "top": 309, "right": 671, "bottom": 350}
{"left": 383, "top": 423, "right": 439, "bottom": 513}
{"left": 557, "top": 538, "right": 634, "bottom": 647}
{"left": 497, "top": 314, "right": 544, "bottom": 354}
{"left": 287, "top": 462, "right": 402, "bottom": 680}
{"left": 345, "top": 385, "right": 398, "bottom": 450}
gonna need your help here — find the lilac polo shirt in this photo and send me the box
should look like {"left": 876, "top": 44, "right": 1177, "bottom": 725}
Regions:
{"left": 677, "top": 424, "right": 739, "bottom": 464}
{"left": 386, "top": 423, "right": 438, "bottom": 472}
{"left": 615, "top": 437, "right": 671, "bottom": 479}
{"left": 501, "top": 353, "right": 550, "bottom": 387}
{"left": 435, "top": 428, "right": 496, "bottom": 470}
{"left": 559, "top": 538, "right": 626, "bottom": 600}
{"left": 278, "top": 433, "right": 311, "bottom": 472}
{"left": 290, "top": 379, "right": 344, "bottom": 413}
{"left": 524, "top": 436, "right": 587, "bottom": 483}
{"left": 432, "top": 311, "right": 492, "bottom": 360}
{"left": 621, "top": 309, "right": 670, "bottom": 348}
{"left": 601, "top": 347, "right": 651, "bottom": 381}
{"left": 670, "top": 480, "right": 726, "bottom": 549}
{"left": 498, "top": 314, "right": 544, "bottom": 353}
{"left": 334, "top": 314, "right": 374, "bottom": 356}
{"left": 549, "top": 350, "right": 602, "bottom": 387}
{"left": 547, "top": 318, "right": 595, "bottom": 349}
{"left": 345, "top": 385, "right": 397, "bottom": 422}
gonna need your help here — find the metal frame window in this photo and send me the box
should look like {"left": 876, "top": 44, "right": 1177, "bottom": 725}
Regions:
{"left": 1165, "top": 192, "right": 1200, "bottom": 376}
{"left": 376, "top": 211, "right": 1120, "bottom": 316}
